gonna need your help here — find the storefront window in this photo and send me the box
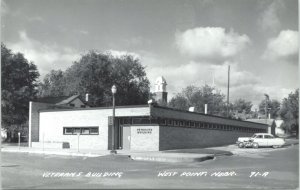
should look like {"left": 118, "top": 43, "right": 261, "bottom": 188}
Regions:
{"left": 63, "top": 127, "right": 99, "bottom": 135}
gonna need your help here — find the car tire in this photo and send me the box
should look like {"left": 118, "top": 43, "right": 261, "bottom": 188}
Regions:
{"left": 272, "top": 145, "right": 280, "bottom": 149}
{"left": 238, "top": 142, "right": 244, "bottom": 148}
{"left": 252, "top": 143, "right": 259, "bottom": 149}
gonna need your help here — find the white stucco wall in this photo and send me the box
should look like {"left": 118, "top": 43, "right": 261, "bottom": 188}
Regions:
{"left": 39, "top": 106, "right": 149, "bottom": 150}
{"left": 130, "top": 125, "right": 160, "bottom": 151}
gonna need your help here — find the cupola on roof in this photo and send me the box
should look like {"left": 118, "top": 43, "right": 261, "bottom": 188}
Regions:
{"left": 155, "top": 76, "right": 167, "bottom": 85}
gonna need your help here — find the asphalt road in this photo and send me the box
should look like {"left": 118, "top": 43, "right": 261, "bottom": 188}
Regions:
{"left": 1, "top": 145, "right": 299, "bottom": 189}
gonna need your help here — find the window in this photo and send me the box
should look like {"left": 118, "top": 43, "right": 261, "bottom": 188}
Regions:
{"left": 63, "top": 127, "right": 99, "bottom": 135}
{"left": 64, "top": 128, "right": 73, "bottom": 135}
{"left": 73, "top": 128, "right": 81, "bottom": 134}
{"left": 158, "top": 118, "right": 167, "bottom": 125}
{"left": 80, "top": 105, "right": 86, "bottom": 108}
{"left": 208, "top": 123, "right": 212, "bottom": 129}
{"left": 190, "top": 121, "right": 195, "bottom": 127}
{"left": 179, "top": 121, "right": 184, "bottom": 126}
{"left": 186, "top": 121, "right": 190, "bottom": 127}
{"left": 81, "top": 128, "right": 90, "bottom": 134}
{"left": 69, "top": 103, "right": 75, "bottom": 107}
{"left": 90, "top": 127, "right": 99, "bottom": 134}
{"left": 256, "top": 135, "right": 263, "bottom": 138}
{"left": 133, "top": 118, "right": 151, "bottom": 124}
{"left": 167, "top": 119, "right": 173, "bottom": 126}
{"left": 122, "top": 118, "right": 131, "bottom": 124}
{"left": 174, "top": 120, "right": 179, "bottom": 126}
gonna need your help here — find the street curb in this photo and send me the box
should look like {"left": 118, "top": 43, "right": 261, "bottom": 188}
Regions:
{"left": 1, "top": 148, "right": 106, "bottom": 157}
{"left": 130, "top": 154, "right": 214, "bottom": 163}
{"left": 283, "top": 142, "right": 299, "bottom": 147}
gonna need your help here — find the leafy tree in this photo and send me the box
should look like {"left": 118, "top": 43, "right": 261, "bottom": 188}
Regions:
{"left": 168, "top": 94, "right": 189, "bottom": 111}
{"left": 37, "top": 70, "right": 66, "bottom": 97}
{"left": 168, "top": 85, "right": 227, "bottom": 116}
{"left": 1, "top": 43, "right": 39, "bottom": 139}
{"left": 232, "top": 98, "right": 252, "bottom": 114}
{"left": 258, "top": 97, "right": 281, "bottom": 119}
{"left": 230, "top": 99, "right": 253, "bottom": 120}
{"left": 38, "top": 51, "right": 150, "bottom": 106}
{"left": 280, "top": 89, "right": 299, "bottom": 137}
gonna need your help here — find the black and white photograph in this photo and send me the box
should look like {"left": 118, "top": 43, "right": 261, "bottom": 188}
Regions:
{"left": 1, "top": 0, "right": 299, "bottom": 189}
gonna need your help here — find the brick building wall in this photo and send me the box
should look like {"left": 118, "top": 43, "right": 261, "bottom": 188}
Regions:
{"left": 159, "top": 126, "right": 251, "bottom": 150}
{"left": 151, "top": 106, "right": 267, "bottom": 130}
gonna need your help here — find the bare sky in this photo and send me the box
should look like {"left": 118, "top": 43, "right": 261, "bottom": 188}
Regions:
{"left": 1, "top": 0, "right": 298, "bottom": 108}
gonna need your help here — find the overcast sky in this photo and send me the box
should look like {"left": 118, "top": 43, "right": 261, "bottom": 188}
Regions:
{"left": 2, "top": 0, "right": 298, "bottom": 108}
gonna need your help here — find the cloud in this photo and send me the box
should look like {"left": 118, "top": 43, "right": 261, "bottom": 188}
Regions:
{"left": 212, "top": 62, "right": 261, "bottom": 88}
{"left": 175, "top": 27, "right": 250, "bottom": 62}
{"left": 258, "top": 0, "right": 283, "bottom": 33}
{"left": 78, "top": 30, "right": 89, "bottom": 35}
{"left": 106, "top": 50, "right": 141, "bottom": 60}
{"left": 124, "top": 36, "right": 152, "bottom": 47}
{"left": 226, "top": 84, "right": 292, "bottom": 108}
{"left": 27, "top": 16, "right": 44, "bottom": 23}
{"left": 144, "top": 57, "right": 260, "bottom": 100}
{"left": 263, "top": 30, "right": 298, "bottom": 60}
{"left": 1, "top": 1, "right": 9, "bottom": 16}
{"left": 7, "top": 31, "right": 80, "bottom": 78}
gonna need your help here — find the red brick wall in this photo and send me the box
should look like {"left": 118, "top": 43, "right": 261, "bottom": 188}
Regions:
{"left": 152, "top": 106, "right": 267, "bottom": 130}
{"left": 159, "top": 126, "right": 252, "bottom": 150}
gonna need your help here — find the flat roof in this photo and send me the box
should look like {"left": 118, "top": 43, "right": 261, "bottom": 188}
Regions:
{"left": 39, "top": 104, "right": 149, "bottom": 112}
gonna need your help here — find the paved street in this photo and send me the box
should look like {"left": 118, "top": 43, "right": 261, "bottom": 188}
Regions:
{"left": 1, "top": 145, "right": 299, "bottom": 189}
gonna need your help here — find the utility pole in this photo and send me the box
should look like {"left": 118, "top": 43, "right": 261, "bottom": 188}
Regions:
{"left": 227, "top": 65, "right": 230, "bottom": 117}
{"left": 264, "top": 94, "right": 270, "bottom": 133}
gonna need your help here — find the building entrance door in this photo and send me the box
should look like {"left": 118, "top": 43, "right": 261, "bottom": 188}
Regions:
{"left": 122, "top": 126, "right": 131, "bottom": 150}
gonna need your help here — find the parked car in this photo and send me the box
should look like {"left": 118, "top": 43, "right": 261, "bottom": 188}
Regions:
{"left": 237, "top": 133, "right": 285, "bottom": 148}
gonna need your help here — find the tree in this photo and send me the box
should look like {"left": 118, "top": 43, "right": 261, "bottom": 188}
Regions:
{"left": 168, "top": 94, "right": 189, "bottom": 111}
{"left": 38, "top": 51, "right": 150, "bottom": 107}
{"left": 280, "top": 89, "right": 299, "bottom": 137}
{"left": 258, "top": 97, "right": 281, "bottom": 119}
{"left": 230, "top": 98, "right": 253, "bottom": 120}
{"left": 37, "top": 70, "right": 66, "bottom": 97}
{"left": 1, "top": 43, "right": 40, "bottom": 139}
{"left": 232, "top": 99, "right": 252, "bottom": 114}
{"left": 168, "top": 85, "right": 227, "bottom": 116}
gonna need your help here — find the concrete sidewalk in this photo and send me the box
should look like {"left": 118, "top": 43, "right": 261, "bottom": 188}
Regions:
{"left": 2, "top": 138, "right": 297, "bottom": 162}
{"left": 1, "top": 146, "right": 110, "bottom": 157}
{"left": 1, "top": 145, "right": 217, "bottom": 163}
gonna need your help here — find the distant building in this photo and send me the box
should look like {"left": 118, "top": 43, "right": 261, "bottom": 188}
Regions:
{"left": 246, "top": 118, "right": 276, "bottom": 135}
{"left": 274, "top": 117, "right": 285, "bottom": 136}
{"left": 35, "top": 94, "right": 89, "bottom": 108}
